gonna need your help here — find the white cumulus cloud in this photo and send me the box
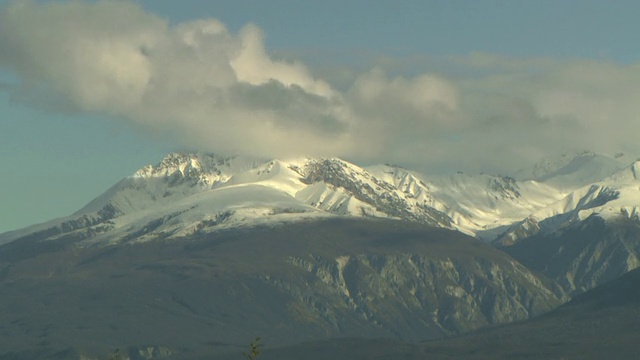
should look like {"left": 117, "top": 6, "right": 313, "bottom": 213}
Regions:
{"left": 0, "top": 0, "right": 352, "bottom": 159}
{"left": 1, "top": 1, "right": 639, "bottom": 175}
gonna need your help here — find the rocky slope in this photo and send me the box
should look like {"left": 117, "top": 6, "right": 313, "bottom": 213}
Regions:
{"left": 249, "top": 267, "right": 640, "bottom": 360}
{"left": 490, "top": 161, "right": 640, "bottom": 294}
{"left": 0, "top": 219, "right": 565, "bottom": 359}
{"left": 502, "top": 214, "right": 640, "bottom": 296}
{"left": 495, "top": 161, "right": 640, "bottom": 245}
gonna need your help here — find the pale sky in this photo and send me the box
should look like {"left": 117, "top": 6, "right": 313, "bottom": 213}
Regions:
{"left": 1, "top": 0, "right": 640, "bottom": 233}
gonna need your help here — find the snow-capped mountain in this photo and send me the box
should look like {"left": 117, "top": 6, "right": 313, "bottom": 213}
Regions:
{"left": 365, "top": 152, "right": 634, "bottom": 242}
{"left": 2, "top": 151, "right": 638, "bottom": 248}
{"left": 492, "top": 160, "right": 640, "bottom": 295}
{"left": 0, "top": 153, "right": 578, "bottom": 357}
{"left": 2, "top": 150, "right": 639, "bottom": 358}
{"left": 366, "top": 165, "right": 568, "bottom": 240}
{"left": 515, "top": 150, "right": 628, "bottom": 189}
{"left": 496, "top": 160, "right": 640, "bottom": 246}
{"left": 0, "top": 153, "right": 456, "bottom": 246}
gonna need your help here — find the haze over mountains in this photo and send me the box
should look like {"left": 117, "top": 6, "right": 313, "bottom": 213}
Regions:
{"left": 1, "top": 150, "right": 640, "bottom": 359}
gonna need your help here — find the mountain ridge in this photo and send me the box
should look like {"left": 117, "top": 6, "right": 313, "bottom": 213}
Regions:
{"left": 2, "top": 151, "right": 639, "bottom": 247}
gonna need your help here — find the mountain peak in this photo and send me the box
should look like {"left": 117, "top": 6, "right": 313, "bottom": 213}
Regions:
{"left": 1, "top": 153, "right": 460, "bottom": 246}
{"left": 516, "top": 151, "right": 626, "bottom": 189}
{"left": 134, "top": 152, "right": 230, "bottom": 178}
{"left": 4, "top": 150, "right": 638, "bottom": 248}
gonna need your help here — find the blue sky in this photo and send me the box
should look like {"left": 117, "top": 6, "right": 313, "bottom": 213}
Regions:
{"left": 135, "top": 0, "right": 639, "bottom": 62}
{"left": 1, "top": 0, "right": 640, "bottom": 233}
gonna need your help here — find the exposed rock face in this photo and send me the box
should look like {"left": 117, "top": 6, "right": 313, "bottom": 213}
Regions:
{"left": 297, "top": 159, "right": 452, "bottom": 227}
{"left": 281, "top": 251, "right": 561, "bottom": 337}
{"left": 491, "top": 161, "right": 640, "bottom": 298}
{"left": 503, "top": 215, "right": 640, "bottom": 295}
{"left": 0, "top": 219, "right": 564, "bottom": 359}
{"left": 488, "top": 176, "right": 521, "bottom": 200}
{"left": 251, "top": 268, "right": 640, "bottom": 360}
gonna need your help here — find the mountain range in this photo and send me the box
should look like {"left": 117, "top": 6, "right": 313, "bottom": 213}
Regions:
{"left": 1, "top": 150, "right": 639, "bottom": 359}
{"left": 4, "top": 150, "right": 636, "bottom": 245}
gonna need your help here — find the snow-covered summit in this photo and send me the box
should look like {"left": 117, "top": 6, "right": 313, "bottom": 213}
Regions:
{"left": 132, "top": 152, "right": 266, "bottom": 185}
{"left": 0, "top": 153, "right": 455, "bottom": 246}
{"left": 2, "top": 151, "right": 638, "bottom": 247}
{"left": 425, "top": 173, "right": 565, "bottom": 240}
{"left": 496, "top": 159, "right": 640, "bottom": 245}
{"left": 515, "top": 151, "right": 627, "bottom": 189}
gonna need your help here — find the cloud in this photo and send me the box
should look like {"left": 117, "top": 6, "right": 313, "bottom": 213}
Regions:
{"left": 345, "top": 69, "right": 461, "bottom": 162}
{"left": 0, "top": 0, "right": 353, "bottom": 159}
{"left": 1, "top": 1, "right": 639, "bottom": 175}
{"left": 0, "top": 0, "right": 163, "bottom": 112}
{"left": 452, "top": 58, "right": 640, "bottom": 170}
{"left": 231, "top": 24, "right": 334, "bottom": 98}
{"left": 338, "top": 53, "right": 640, "bottom": 173}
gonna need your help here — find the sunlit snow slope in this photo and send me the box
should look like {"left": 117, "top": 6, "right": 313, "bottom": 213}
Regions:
{"left": 1, "top": 151, "right": 637, "bottom": 246}
{"left": 0, "top": 153, "right": 453, "bottom": 246}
